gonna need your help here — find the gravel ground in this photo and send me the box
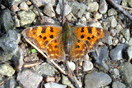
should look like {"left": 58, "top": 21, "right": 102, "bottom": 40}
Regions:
{"left": 0, "top": 0, "right": 132, "bottom": 88}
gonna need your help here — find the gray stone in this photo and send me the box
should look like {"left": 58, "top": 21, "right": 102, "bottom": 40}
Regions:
{"left": 122, "top": 29, "right": 130, "bottom": 41}
{"left": 110, "top": 29, "right": 117, "bottom": 36}
{"left": 85, "top": 72, "right": 112, "bottom": 88}
{"left": 0, "top": 30, "right": 20, "bottom": 61}
{"left": 122, "top": 0, "right": 128, "bottom": 6}
{"left": 56, "top": 1, "right": 72, "bottom": 16}
{"left": 116, "top": 24, "right": 123, "bottom": 33}
{"left": 112, "top": 81, "right": 126, "bottom": 88}
{"left": 89, "top": 22, "right": 102, "bottom": 28}
{"left": 41, "top": 16, "right": 55, "bottom": 24}
{"left": 15, "top": 17, "right": 20, "bottom": 27}
{"left": 70, "top": 1, "right": 86, "bottom": 18}
{"left": 110, "top": 16, "right": 117, "bottom": 28}
{"left": 108, "top": 8, "right": 117, "bottom": 16}
{"left": 92, "top": 46, "right": 109, "bottom": 71}
{"left": 87, "top": 2, "right": 99, "bottom": 12}
{"left": 83, "top": 58, "right": 93, "bottom": 71}
{"left": 11, "top": 49, "right": 24, "bottom": 71}
{"left": 67, "top": 61, "right": 76, "bottom": 71}
{"left": 107, "top": 36, "right": 113, "bottom": 45}
{"left": 0, "top": 9, "right": 14, "bottom": 32}
{"left": 17, "top": 70, "right": 43, "bottom": 88}
{"left": 0, "top": 78, "right": 17, "bottom": 88}
{"left": 112, "top": 37, "right": 119, "bottom": 46}
{"left": 110, "top": 44, "right": 128, "bottom": 61}
{"left": 99, "top": 0, "right": 108, "bottom": 14}
{"left": 19, "top": 2, "right": 29, "bottom": 11}
{"left": 127, "top": 45, "right": 132, "bottom": 61}
{"left": 18, "top": 11, "right": 35, "bottom": 27}
{"left": 102, "top": 19, "right": 111, "bottom": 30}
{"left": 62, "top": 75, "right": 82, "bottom": 88}
{"left": 2, "top": 0, "right": 24, "bottom": 7}
{"left": 44, "top": 82, "right": 67, "bottom": 88}
{"left": 0, "top": 64, "right": 15, "bottom": 77}
{"left": 113, "top": 0, "right": 122, "bottom": 4}
{"left": 35, "top": 0, "right": 56, "bottom": 7}
{"left": 119, "top": 62, "right": 132, "bottom": 83}
{"left": 34, "top": 63, "right": 57, "bottom": 76}
{"left": 43, "top": 4, "right": 55, "bottom": 17}
{"left": 128, "top": 38, "right": 132, "bottom": 45}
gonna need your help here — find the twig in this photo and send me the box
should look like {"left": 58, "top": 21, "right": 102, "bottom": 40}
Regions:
{"left": 107, "top": 0, "right": 132, "bottom": 20}
{"left": 120, "top": 5, "right": 132, "bottom": 10}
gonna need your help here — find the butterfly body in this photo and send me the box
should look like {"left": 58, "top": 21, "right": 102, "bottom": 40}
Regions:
{"left": 22, "top": 21, "right": 109, "bottom": 61}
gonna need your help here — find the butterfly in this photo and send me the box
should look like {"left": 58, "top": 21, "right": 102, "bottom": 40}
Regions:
{"left": 22, "top": 20, "right": 109, "bottom": 61}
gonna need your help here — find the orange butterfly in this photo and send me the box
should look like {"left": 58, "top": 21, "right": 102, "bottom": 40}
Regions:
{"left": 22, "top": 20, "right": 109, "bottom": 61}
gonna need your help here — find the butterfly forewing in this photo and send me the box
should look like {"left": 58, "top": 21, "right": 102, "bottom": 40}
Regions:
{"left": 22, "top": 25, "right": 64, "bottom": 60}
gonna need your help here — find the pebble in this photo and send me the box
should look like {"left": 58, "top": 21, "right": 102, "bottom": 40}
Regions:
{"left": 83, "top": 59, "right": 93, "bottom": 71}
{"left": 56, "top": 2, "right": 72, "bottom": 16}
{"left": 94, "top": 12, "right": 102, "bottom": 21}
{"left": 62, "top": 75, "right": 82, "bottom": 88}
{"left": 99, "top": 0, "right": 108, "bottom": 14}
{"left": 35, "top": 0, "right": 56, "bottom": 7}
{"left": 41, "top": 16, "right": 55, "bottom": 24}
{"left": 128, "top": 38, "right": 132, "bottom": 45}
{"left": 0, "top": 9, "right": 14, "bottom": 32}
{"left": 87, "top": 2, "right": 99, "bottom": 12}
{"left": 18, "top": 11, "right": 35, "bottom": 27}
{"left": 116, "top": 24, "right": 123, "bottom": 33}
{"left": 11, "top": 5, "right": 20, "bottom": 13}
{"left": 112, "top": 37, "right": 119, "bottom": 46}
{"left": 108, "top": 8, "right": 118, "bottom": 16}
{"left": 70, "top": 1, "right": 86, "bottom": 18}
{"left": 110, "top": 16, "right": 117, "bottom": 28}
{"left": 44, "top": 82, "right": 67, "bottom": 88}
{"left": 102, "top": 18, "right": 111, "bottom": 30}
{"left": 34, "top": 63, "right": 57, "bottom": 76}
{"left": 126, "top": 45, "right": 132, "bottom": 61}
{"left": 122, "top": 29, "right": 130, "bottom": 41}
{"left": 110, "top": 44, "right": 128, "bottom": 61}
{"left": 19, "top": 2, "right": 29, "bottom": 11}
{"left": 2, "top": 0, "right": 23, "bottom": 6}
{"left": 112, "top": 81, "right": 126, "bottom": 88}
{"left": 0, "top": 63, "right": 15, "bottom": 76}
{"left": 110, "top": 29, "right": 117, "bottom": 36}
{"left": 11, "top": 49, "right": 24, "bottom": 71}
{"left": 43, "top": 4, "right": 55, "bottom": 17}
{"left": 67, "top": 61, "right": 76, "bottom": 71}
{"left": 92, "top": 46, "right": 109, "bottom": 71}
{"left": 107, "top": 36, "right": 113, "bottom": 45}
{"left": 0, "top": 30, "right": 20, "bottom": 61}
{"left": 119, "top": 62, "right": 132, "bottom": 83}
{"left": 17, "top": 70, "right": 43, "bottom": 88}
{"left": 89, "top": 22, "right": 102, "bottom": 28}
{"left": 79, "top": 16, "right": 87, "bottom": 25}
{"left": 85, "top": 72, "right": 112, "bottom": 88}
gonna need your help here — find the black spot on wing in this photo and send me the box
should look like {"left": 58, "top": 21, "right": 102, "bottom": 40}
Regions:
{"left": 88, "top": 27, "right": 92, "bottom": 34}
{"left": 41, "top": 27, "right": 46, "bottom": 33}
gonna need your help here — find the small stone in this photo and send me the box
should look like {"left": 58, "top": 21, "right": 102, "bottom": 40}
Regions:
{"left": 112, "top": 37, "right": 119, "bottom": 46}
{"left": 70, "top": 1, "right": 86, "bottom": 18}
{"left": 79, "top": 16, "right": 87, "bottom": 25}
{"left": 122, "top": 29, "right": 130, "bottom": 41}
{"left": 56, "top": 2, "right": 72, "bottom": 16}
{"left": 87, "top": 2, "right": 99, "bottom": 12}
{"left": 43, "top": 4, "right": 55, "bottom": 17}
{"left": 110, "top": 16, "right": 117, "bottom": 28}
{"left": 110, "top": 44, "right": 128, "bottom": 61}
{"left": 107, "top": 36, "right": 113, "bottom": 45}
{"left": 85, "top": 12, "right": 91, "bottom": 20}
{"left": 62, "top": 75, "right": 82, "bottom": 88}
{"left": 126, "top": 45, "right": 132, "bottom": 61}
{"left": 128, "top": 38, "right": 132, "bottom": 45}
{"left": 67, "top": 61, "right": 76, "bottom": 71}
{"left": 11, "top": 5, "right": 20, "bottom": 13}
{"left": 110, "top": 29, "right": 117, "bottom": 36}
{"left": 19, "top": 2, "right": 29, "bottom": 11}
{"left": 116, "top": 24, "right": 123, "bottom": 33}
{"left": 92, "top": 46, "right": 109, "bottom": 71}
{"left": 0, "top": 30, "right": 20, "bottom": 61}
{"left": 99, "top": 0, "right": 108, "bottom": 14}
{"left": 89, "top": 22, "right": 102, "bottom": 28}
{"left": 18, "top": 11, "right": 35, "bottom": 27}
{"left": 122, "top": 0, "right": 127, "bottom": 6}
{"left": 83, "top": 59, "right": 93, "bottom": 71}
{"left": 41, "top": 16, "right": 55, "bottom": 24}
{"left": 44, "top": 82, "right": 67, "bottom": 88}
{"left": 119, "top": 62, "right": 132, "bottom": 83}
{"left": 121, "top": 38, "right": 126, "bottom": 43}
{"left": 85, "top": 72, "right": 112, "bottom": 88}
{"left": 128, "top": 0, "right": 132, "bottom": 7}
{"left": 17, "top": 70, "right": 43, "bottom": 88}
{"left": 108, "top": 8, "right": 117, "bottom": 16}
{"left": 94, "top": 12, "right": 102, "bottom": 21}
{"left": 0, "top": 64, "right": 15, "bottom": 77}
{"left": 35, "top": 0, "right": 56, "bottom": 7}
{"left": 0, "top": 9, "right": 14, "bottom": 32}
{"left": 112, "top": 81, "right": 126, "bottom": 88}
{"left": 2, "top": 0, "right": 24, "bottom": 6}
{"left": 34, "top": 63, "right": 57, "bottom": 76}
